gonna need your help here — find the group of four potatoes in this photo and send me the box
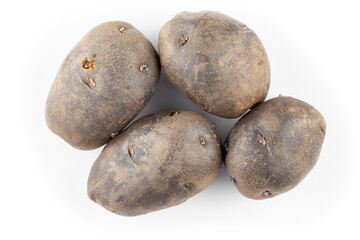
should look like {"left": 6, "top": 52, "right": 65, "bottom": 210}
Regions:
{"left": 46, "top": 11, "right": 326, "bottom": 216}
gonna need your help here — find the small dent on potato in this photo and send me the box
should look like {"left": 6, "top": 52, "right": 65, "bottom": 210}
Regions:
{"left": 230, "top": 177, "right": 237, "bottom": 184}
{"left": 169, "top": 111, "right": 178, "bottom": 116}
{"left": 79, "top": 76, "right": 96, "bottom": 91}
{"left": 199, "top": 137, "right": 206, "bottom": 145}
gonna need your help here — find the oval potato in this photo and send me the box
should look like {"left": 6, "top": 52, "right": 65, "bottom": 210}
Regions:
{"left": 225, "top": 96, "right": 326, "bottom": 199}
{"left": 46, "top": 21, "right": 160, "bottom": 150}
{"left": 159, "top": 11, "right": 270, "bottom": 118}
{"left": 87, "top": 110, "right": 222, "bottom": 216}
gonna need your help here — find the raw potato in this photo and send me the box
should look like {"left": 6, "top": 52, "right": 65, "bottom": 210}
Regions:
{"left": 87, "top": 110, "right": 222, "bottom": 216}
{"left": 224, "top": 96, "right": 326, "bottom": 199}
{"left": 45, "top": 21, "right": 160, "bottom": 150}
{"left": 159, "top": 11, "right": 270, "bottom": 118}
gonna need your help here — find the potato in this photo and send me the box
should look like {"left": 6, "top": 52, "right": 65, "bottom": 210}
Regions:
{"left": 45, "top": 21, "right": 160, "bottom": 150}
{"left": 158, "top": 11, "right": 270, "bottom": 118}
{"left": 87, "top": 110, "right": 222, "bottom": 216}
{"left": 224, "top": 96, "right": 326, "bottom": 199}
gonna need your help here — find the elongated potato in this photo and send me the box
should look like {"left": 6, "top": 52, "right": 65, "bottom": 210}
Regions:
{"left": 45, "top": 21, "right": 160, "bottom": 150}
{"left": 159, "top": 11, "right": 270, "bottom": 118}
{"left": 225, "top": 96, "right": 326, "bottom": 199}
{"left": 87, "top": 110, "right": 222, "bottom": 216}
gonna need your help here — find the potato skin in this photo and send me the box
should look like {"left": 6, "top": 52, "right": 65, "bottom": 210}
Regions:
{"left": 87, "top": 110, "right": 222, "bottom": 216}
{"left": 224, "top": 96, "right": 326, "bottom": 199}
{"left": 158, "top": 11, "right": 270, "bottom": 118}
{"left": 45, "top": 21, "right": 160, "bottom": 150}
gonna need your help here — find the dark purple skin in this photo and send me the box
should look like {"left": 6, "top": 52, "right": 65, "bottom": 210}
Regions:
{"left": 87, "top": 110, "right": 222, "bottom": 216}
{"left": 45, "top": 21, "right": 160, "bottom": 150}
{"left": 225, "top": 96, "right": 326, "bottom": 199}
{"left": 159, "top": 11, "right": 270, "bottom": 118}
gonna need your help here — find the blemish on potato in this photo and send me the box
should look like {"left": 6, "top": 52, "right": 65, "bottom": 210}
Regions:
{"left": 178, "top": 36, "right": 188, "bottom": 46}
{"left": 127, "top": 145, "right": 136, "bottom": 165}
{"left": 263, "top": 191, "right": 272, "bottom": 197}
{"left": 184, "top": 182, "right": 194, "bottom": 190}
{"left": 199, "top": 137, "right": 206, "bottom": 145}
{"left": 79, "top": 76, "right": 96, "bottom": 91}
{"left": 110, "top": 132, "right": 118, "bottom": 138}
{"left": 158, "top": 166, "right": 165, "bottom": 175}
{"left": 90, "top": 194, "right": 95, "bottom": 201}
{"left": 118, "top": 27, "right": 125, "bottom": 33}
{"left": 224, "top": 142, "right": 229, "bottom": 152}
{"left": 230, "top": 177, "right": 237, "bottom": 184}
{"left": 259, "top": 137, "right": 267, "bottom": 146}
{"left": 82, "top": 57, "right": 96, "bottom": 72}
{"left": 139, "top": 64, "right": 148, "bottom": 72}
{"left": 239, "top": 24, "right": 247, "bottom": 29}
{"left": 258, "top": 60, "right": 264, "bottom": 66}
{"left": 88, "top": 77, "right": 96, "bottom": 86}
{"left": 259, "top": 134, "right": 267, "bottom": 146}
{"left": 318, "top": 128, "right": 325, "bottom": 136}
{"left": 129, "top": 145, "right": 135, "bottom": 155}
{"left": 169, "top": 111, "right": 178, "bottom": 116}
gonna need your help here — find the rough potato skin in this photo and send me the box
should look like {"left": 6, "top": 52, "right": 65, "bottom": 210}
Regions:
{"left": 87, "top": 110, "right": 222, "bottom": 216}
{"left": 158, "top": 11, "right": 270, "bottom": 118}
{"left": 224, "top": 96, "right": 326, "bottom": 199}
{"left": 45, "top": 21, "right": 160, "bottom": 150}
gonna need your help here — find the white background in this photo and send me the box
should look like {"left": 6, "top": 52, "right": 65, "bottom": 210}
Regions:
{"left": 1, "top": 0, "right": 359, "bottom": 239}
